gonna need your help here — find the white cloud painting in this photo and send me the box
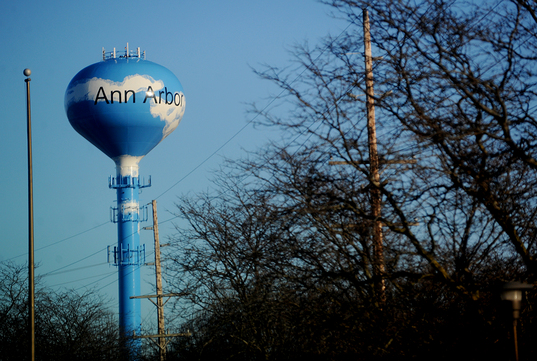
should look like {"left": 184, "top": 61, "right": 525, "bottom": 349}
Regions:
{"left": 65, "top": 74, "right": 186, "bottom": 138}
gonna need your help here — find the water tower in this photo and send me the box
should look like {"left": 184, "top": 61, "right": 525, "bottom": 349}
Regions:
{"left": 64, "top": 45, "right": 185, "bottom": 356}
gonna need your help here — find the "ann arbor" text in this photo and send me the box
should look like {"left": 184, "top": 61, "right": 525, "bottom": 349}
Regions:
{"left": 94, "top": 86, "right": 184, "bottom": 106}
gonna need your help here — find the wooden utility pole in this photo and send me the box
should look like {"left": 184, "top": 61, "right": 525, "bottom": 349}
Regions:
{"left": 132, "top": 200, "right": 190, "bottom": 360}
{"left": 333, "top": 11, "right": 416, "bottom": 304}
{"left": 152, "top": 200, "right": 166, "bottom": 361}
{"left": 363, "top": 9, "right": 386, "bottom": 305}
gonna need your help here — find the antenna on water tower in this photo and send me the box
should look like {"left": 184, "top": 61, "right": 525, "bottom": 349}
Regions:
{"left": 64, "top": 46, "right": 186, "bottom": 360}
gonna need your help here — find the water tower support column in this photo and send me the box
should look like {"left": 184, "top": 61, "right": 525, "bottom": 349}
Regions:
{"left": 110, "top": 160, "right": 149, "bottom": 355}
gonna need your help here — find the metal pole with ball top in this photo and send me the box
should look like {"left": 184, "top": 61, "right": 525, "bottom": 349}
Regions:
{"left": 24, "top": 67, "right": 35, "bottom": 361}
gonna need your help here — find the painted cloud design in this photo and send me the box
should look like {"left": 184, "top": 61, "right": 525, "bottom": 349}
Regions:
{"left": 65, "top": 74, "right": 185, "bottom": 138}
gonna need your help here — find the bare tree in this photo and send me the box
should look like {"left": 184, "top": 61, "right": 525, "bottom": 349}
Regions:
{"left": 248, "top": 0, "right": 537, "bottom": 293}
{"left": 165, "top": 1, "right": 537, "bottom": 359}
{"left": 0, "top": 262, "right": 122, "bottom": 361}
{"left": 321, "top": 0, "right": 537, "bottom": 278}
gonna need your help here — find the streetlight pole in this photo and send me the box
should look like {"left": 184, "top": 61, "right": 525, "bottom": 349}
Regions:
{"left": 501, "top": 281, "right": 533, "bottom": 361}
{"left": 24, "top": 68, "right": 35, "bottom": 361}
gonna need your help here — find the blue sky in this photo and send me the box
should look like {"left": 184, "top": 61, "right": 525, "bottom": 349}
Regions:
{"left": 0, "top": 0, "right": 345, "bottom": 327}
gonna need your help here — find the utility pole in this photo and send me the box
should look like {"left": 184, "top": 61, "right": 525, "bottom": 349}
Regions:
{"left": 363, "top": 9, "right": 386, "bottom": 305}
{"left": 133, "top": 200, "right": 190, "bottom": 360}
{"left": 152, "top": 200, "right": 165, "bottom": 361}
{"left": 332, "top": 11, "right": 416, "bottom": 304}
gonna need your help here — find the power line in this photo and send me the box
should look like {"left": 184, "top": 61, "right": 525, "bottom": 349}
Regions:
{"left": 41, "top": 261, "right": 108, "bottom": 278}
{"left": 154, "top": 20, "right": 355, "bottom": 201}
{"left": 47, "top": 270, "right": 116, "bottom": 288}
{"left": 2, "top": 221, "right": 110, "bottom": 263}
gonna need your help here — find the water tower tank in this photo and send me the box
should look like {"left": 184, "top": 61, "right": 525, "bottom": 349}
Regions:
{"left": 64, "top": 46, "right": 185, "bottom": 357}
{"left": 65, "top": 47, "right": 185, "bottom": 173}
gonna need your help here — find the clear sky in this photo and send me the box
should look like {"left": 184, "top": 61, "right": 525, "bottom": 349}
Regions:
{"left": 0, "top": 0, "right": 345, "bottom": 327}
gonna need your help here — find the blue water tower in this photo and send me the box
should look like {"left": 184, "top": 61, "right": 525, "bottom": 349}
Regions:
{"left": 65, "top": 45, "right": 185, "bottom": 358}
